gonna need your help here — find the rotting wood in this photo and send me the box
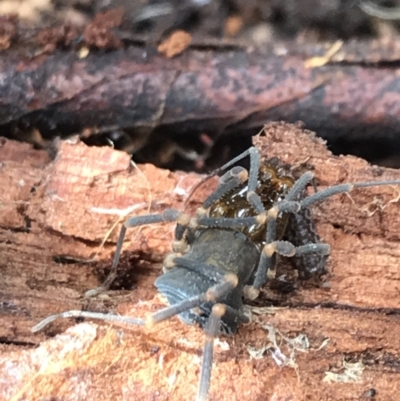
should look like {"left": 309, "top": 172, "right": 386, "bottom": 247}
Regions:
{"left": 1, "top": 122, "right": 400, "bottom": 400}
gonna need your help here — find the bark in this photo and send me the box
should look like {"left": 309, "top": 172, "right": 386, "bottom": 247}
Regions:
{"left": 2, "top": 36, "right": 400, "bottom": 147}
{"left": 1, "top": 122, "right": 400, "bottom": 400}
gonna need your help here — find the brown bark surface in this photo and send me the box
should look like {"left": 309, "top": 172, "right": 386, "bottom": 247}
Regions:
{"left": 2, "top": 37, "right": 400, "bottom": 145}
{"left": 1, "top": 122, "right": 400, "bottom": 401}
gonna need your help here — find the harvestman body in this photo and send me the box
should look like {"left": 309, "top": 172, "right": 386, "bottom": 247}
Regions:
{"left": 33, "top": 145, "right": 400, "bottom": 401}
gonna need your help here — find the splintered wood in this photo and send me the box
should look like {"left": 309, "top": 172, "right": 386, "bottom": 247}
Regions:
{"left": 1, "top": 122, "right": 400, "bottom": 401}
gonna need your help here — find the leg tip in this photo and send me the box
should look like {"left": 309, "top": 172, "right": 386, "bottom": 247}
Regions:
{"left": 243, "top": 285, "right": 260, "bottom": 301}
{"left": 84, "top": 287, "right": 106, "bottom": 298}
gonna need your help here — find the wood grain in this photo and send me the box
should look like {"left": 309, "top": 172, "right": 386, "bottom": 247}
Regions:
{"left": 1, "top": 122, "right": 400, "bottom": 401}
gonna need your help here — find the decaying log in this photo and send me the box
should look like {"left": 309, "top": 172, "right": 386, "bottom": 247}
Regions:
{"left": 2, "top": 37, "right": 400, "bottom": 148}
{"left": 1, "top": 122, "right": 400, "bottom": 401}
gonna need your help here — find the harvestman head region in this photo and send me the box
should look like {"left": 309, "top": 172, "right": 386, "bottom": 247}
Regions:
{"left": 32, "top": 138, "right": 400, "bottom": 401}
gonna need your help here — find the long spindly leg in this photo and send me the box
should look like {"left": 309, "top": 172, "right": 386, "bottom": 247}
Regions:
{"left": 85, "top": 208, "right": 182, "bottom": 297}
{"left": 299, "top": 179, "right": 400, "bottom": 208}
{"left": 211, "top": 146, "right": 265, "bottom": 214}
{"left": 245, "top": 173, "right": 400, "bottom": 297}
{"left": 194, "top": 193, "right": 294, "bottom": 232}
{"left": 244, "top": 240, "right": 295, "bottom": 300}
{"left": 281, "top": 177, "right": 400, "bottom": 278}
{"left": 192, "top": 147, "right": 264, "bottom": 220}
{"left": 276, "top": 170, "right": 400, "bottom": 208}
{"left": 241, "top": 172, "right": 327, "bottom": 300}
{"left": 31, "top": 310, "right": 146, "bottom": 332}
{"left": 185, "top": 146, "right": 261, "bottom": 207}
{"left": 245, "top": 240, "right": 330, "bottom": 300}
{"left": 196, "top": 146, "right": 259, "bottom": 185}
{"left": 245, "top": 146, "right": 268, "bottom": 214}
{"left": 198, "top": 166, "right": 249, "bottom": 212}
{"left": 172, "top": 166, "right": 250, "bottom": 254}
{"left": 32, "top": 273, "right": 241, "bottom": 401}
{"left": 280, "top": 172, "right": 322, "bottom": 279}
{"left": 360, "top": 0, "right": 400, "bottom": 20}
{"left": 34, "top": 271, "right": 238, "bottom": 332}
{"left": 185, "top": 146, "right": 265, "bottom": 233}
{"left": 196, "top": 303, "right": 247, "bottom": 401}
{"left": 242, "top": 174, "right": 329, "bottom": 298}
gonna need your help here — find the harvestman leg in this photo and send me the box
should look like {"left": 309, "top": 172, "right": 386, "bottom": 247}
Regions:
{"left": 85, "top": 209, "right": 183, "bottom": 297}
{"left": 209, "top": 146, "right": 264, "bottom": 213}
{"left": 33, "top": 265, "right": 245, "bottom": 401}
{"left": 177, "top": 146, "right": 265, "bottom": 243}
{"left": 198, "top": 166, "right": 249, "bottom": 211}
{"left": 186, "top": 147, "right": 264, "bottom": 209}
{"left": 360, "top": 0, "right": 400, "bottom": 20}
{"left": 179, "top": 148, "right": 263, "bottom": 248}
{"left": 247, "top": 173, "right": 400, "bottom": 298}
{"left": 173, "top": 166, "right": 250, "bottom": 253}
